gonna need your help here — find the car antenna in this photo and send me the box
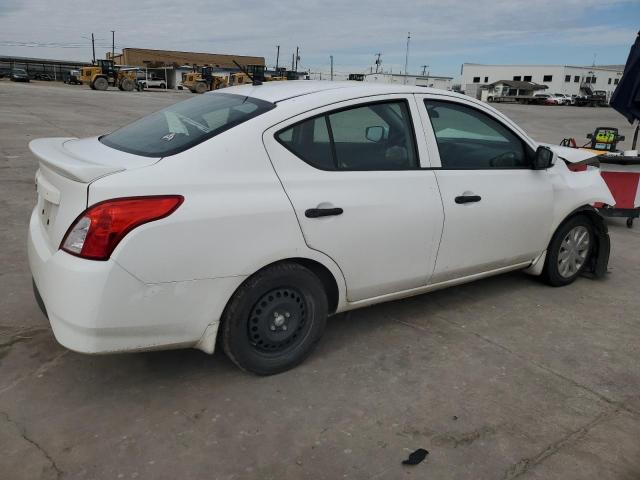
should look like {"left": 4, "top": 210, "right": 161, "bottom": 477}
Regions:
{"left": 233, "top": 60, "right": 262, "bottom": 86}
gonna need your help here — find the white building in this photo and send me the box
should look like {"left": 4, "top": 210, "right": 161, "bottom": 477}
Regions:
{"left": 461, "top": 63, "right": 624, "bottom": 100}
{"left": 364, "top": 72, "right": 453, "bottom": 90}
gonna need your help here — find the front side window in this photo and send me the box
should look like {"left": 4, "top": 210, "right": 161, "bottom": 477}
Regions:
{"left": 101, "top": 93, "right": 275, "bottom": 157}
{"left": 276, "top": 100, "right": 418, "bottom": 171}
{"left": 424, "top": 100, "right": 529, "bottom": 169}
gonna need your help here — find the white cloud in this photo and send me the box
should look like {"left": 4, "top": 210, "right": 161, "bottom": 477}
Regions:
{"left": 0, "top": 0, "right": 635, "bottom": 74}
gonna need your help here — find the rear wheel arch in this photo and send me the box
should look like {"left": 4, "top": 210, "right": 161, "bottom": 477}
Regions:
{"left": 227, "top": 258, "right": 341, "bottom": 315}
{"left": 288, "top": 258, "right": 340, "bottom": 314}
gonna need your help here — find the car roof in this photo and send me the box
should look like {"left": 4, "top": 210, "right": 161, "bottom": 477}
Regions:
{"left": 211, "top": 80, "right": 465, "bottom": 104}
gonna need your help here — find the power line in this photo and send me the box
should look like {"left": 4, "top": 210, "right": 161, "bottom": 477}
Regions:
{"left": 0, "top": 42, "right": 119, "bottom": 49}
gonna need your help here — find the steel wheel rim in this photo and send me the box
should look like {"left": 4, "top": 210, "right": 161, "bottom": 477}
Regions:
{"left": 557, "top": 225, "right": 590, "bottom": 278}
{"left": 248, "top": 288, "right": 307, "bottom": 353}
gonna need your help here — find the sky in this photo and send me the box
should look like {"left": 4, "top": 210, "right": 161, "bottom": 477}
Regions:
{"left": 0, "top": 0, "right": 638, "bottom": 78}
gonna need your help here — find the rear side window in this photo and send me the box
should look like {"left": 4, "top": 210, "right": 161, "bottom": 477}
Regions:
{"left": 424, "top": 100, "right": 529, "bottom": 169}
{"left": 101, "top": 93, "right": 275, "bottom": 157}
{"left": 276, "top": 100, "right": 418, "bottom": 171}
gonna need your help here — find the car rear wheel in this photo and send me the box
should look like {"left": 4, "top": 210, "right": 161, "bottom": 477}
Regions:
{"left": 542, "top": 216, "right": 593, "bottom": 286}
{"left": 221, "top": 263, "right": 328, "bottom": 375}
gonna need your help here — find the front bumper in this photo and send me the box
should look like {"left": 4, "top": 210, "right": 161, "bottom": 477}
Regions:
{"left": 27, "top": 208, "right": 244, "bottom": 354}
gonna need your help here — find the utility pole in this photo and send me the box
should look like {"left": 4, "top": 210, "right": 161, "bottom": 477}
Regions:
{"left": 91, "top": 33, "right": 96, "bottom": 63}
{"left": 275, "top": 45, "right": 280, "bottom": 71}
{"left": 291, "top": 53, "right": 295, "bottom": 71}
{"left": 421, "top": 65, "right": 428, "bottom": 76}
{"left": 330, "top": 55, "right": 334, "bottom": 81}
{"left": 403, "top": 32, "right": 411, "bottom": 84}
{"left": 111, "top": 30, "right": 115, "bottom": 61}
{"left": 375, "top": 52, "right": 382, "bottom": 73}
{"left": 295, "top": 46, "right": 299, "bottom": 73}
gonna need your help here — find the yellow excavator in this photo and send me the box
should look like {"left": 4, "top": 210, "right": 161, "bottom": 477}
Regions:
{"left": 79, "top": 59, "right": 137, "bottom": 91}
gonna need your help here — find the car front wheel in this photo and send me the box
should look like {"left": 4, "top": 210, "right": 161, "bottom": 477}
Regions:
{"left": 542, "top": 216, "right": 593, "bottom": 286}
{"left": 221, "top": 263, "right": 328, "bottom": 375}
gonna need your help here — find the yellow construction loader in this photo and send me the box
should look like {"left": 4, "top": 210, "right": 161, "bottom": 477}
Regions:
{"left": 182, "top": 64, "right": 287, "bottom": 93}
{"left": 79, "top": 59, "right": 137, "bottom": 91}
{"left": 182, "top": 67, "right": 229, "bottom": 93}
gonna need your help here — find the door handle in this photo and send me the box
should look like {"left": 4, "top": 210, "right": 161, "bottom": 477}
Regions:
{"left": 455, "top": 195, "right": 481, "bottom": 204}
{"left": 305, "top": 207, "right": 344, "bottom": 218}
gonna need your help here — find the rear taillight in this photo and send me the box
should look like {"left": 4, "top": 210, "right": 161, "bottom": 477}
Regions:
{"left": 60, "top": 196, "right": 184, "bottom": 260}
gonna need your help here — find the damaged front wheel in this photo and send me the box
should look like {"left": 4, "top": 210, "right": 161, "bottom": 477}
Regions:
{"left": 542, "top": 216, "right": 594, "bottom": 287}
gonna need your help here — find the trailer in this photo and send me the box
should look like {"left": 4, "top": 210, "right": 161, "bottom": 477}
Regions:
{"left": 597, "top": 156, "right": 640, "bottom": 228}
{"left": 575, "top": 88, "right": 608, "bottom": 107}
{"left": 487, "top": 95, "right": 542, "bottom": 104}
{"left": 561, "top": 127, "right": 640, "bottom": 227}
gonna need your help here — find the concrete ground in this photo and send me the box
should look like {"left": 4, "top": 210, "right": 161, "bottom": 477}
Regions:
{"left": 1, "top": 80, "right": 639, "bottom": 480}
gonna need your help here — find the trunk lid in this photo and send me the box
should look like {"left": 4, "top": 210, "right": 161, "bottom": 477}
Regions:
{"left": 29, "top": 137, "right": 160, "bottom": 250}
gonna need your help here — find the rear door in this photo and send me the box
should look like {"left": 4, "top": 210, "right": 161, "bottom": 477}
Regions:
{"left": 415, "top": 94, "right": 554, "bottom": 283}
{"left": 263, "top": 95, "right": 444, "bottom": 302}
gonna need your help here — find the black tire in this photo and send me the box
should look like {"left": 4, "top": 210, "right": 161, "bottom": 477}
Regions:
{"left": 542, "top": 215, "right": 594, "bottom": 287}
{"left": 92, "top": 76, "right": 108, "bottom": 91}
{"left": 160, "top": 83, "right": 166, "bottom": 89}
{"left": 627, "top": 218, "right": 634, "bottom": 228}
{"left": 194, "top": 81, "right": 207, "bottom": 94}
{"left": 221, "top": 263, "right": 328, "bottom": 375}
{"left": 120, "top": 78, "right": 135, "bottom": 91}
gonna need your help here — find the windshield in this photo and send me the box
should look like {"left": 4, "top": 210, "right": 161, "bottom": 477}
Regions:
{"left": 100, "top": 93, "right": 275, "bottom": 157}
{"left": 13, "top": 69, "right": 26, "bottom": 74}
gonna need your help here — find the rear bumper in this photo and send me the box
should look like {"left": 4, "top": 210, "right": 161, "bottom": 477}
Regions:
{"left": 27, "top": 208, "right": 244, "bottom": 354}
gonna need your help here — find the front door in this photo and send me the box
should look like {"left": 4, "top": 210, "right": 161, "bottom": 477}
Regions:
{"left": 416, "top": 95, "right": 554, "bottom": 283}
{"left": 263, "top": 96, "right": 444, "bottom": 302}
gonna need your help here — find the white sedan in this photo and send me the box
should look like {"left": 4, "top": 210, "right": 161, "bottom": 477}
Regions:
{"left": 28, "top": 82, "right": 614, "bottom": 374}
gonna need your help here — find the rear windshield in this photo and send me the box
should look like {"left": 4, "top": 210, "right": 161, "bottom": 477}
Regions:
{"left": 100, "top": 93, "right": 275, "bottom": 157}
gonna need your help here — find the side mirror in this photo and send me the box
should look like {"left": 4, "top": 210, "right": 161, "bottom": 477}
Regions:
{"left": 533, "top": 146, "right": 555, "bottom": 170}
{"left": 365, "top": 125, "right": 387, "bottom": 143}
